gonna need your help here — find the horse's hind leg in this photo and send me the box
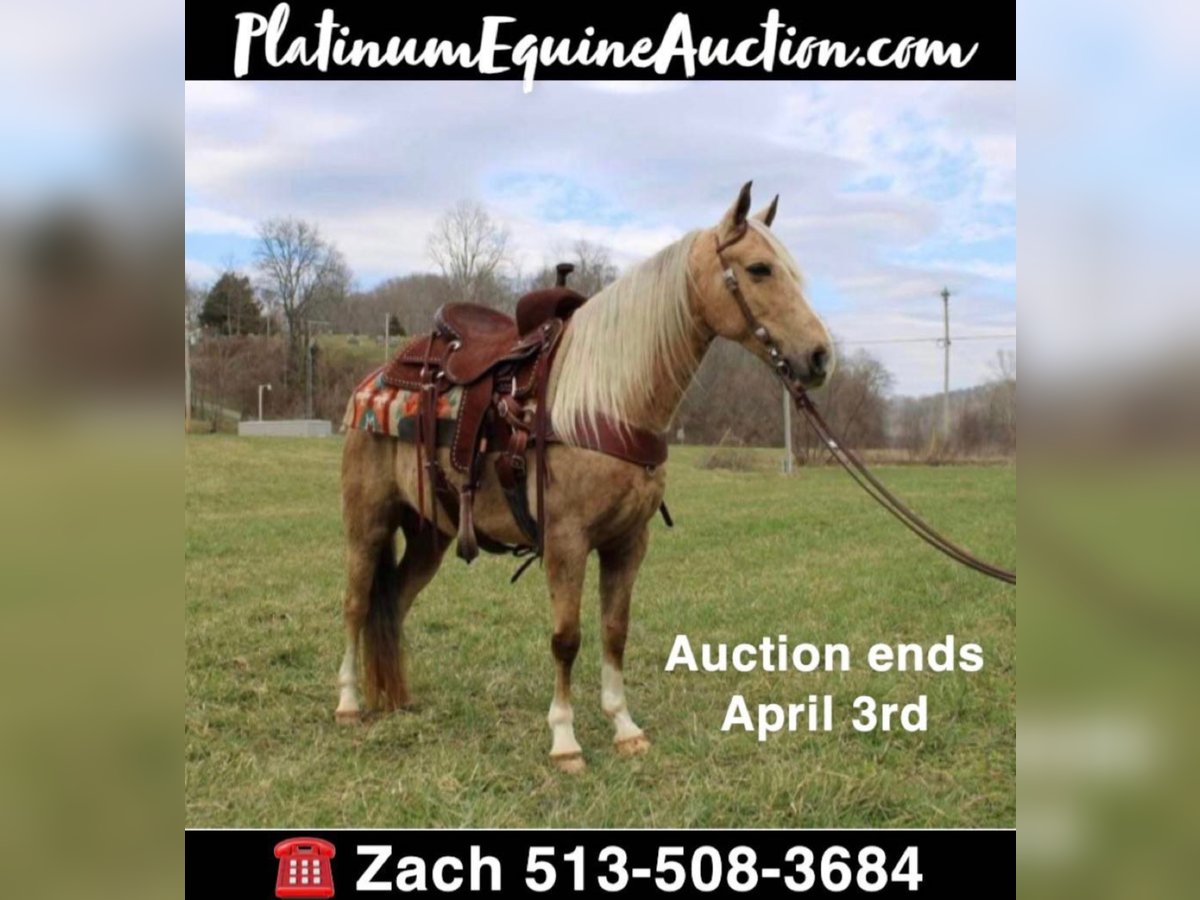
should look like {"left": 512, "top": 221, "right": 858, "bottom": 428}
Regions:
{"left": 336, "top": 522, "right": 390, "bottom": 723}
{"left": 357, "top": 506, "right": 450, "bottom": 713}
{"left": 598, "top": 527, "right": 651, "bottom": 756}
{"left": 337, "top": 429, "right": 451, "bottom": 721}
{"left": 336, "top": 506, "right": 396, "bottom": 724}
{"left": 392, "top": 506, "right": 451, "bottom": 626}
{"left": 337, "top": 432, "right": 397, "bottom": 723}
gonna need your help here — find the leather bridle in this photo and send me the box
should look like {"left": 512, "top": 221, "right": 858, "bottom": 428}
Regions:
{"left": 714, "top": 226, "right": 1016, "bottom": 586}
{"left": 715, "top": 226, "right": 799, "bottom": 383}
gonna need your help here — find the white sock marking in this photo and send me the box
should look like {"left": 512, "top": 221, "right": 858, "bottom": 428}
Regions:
{"left": 336, "top": 642, "right": 359, "bottom": 714}
{"left": 601, "top": 661, "right": 644, "bottom": 742}
{"left": 547, "top": 697, "right": 582, "bottom": 757}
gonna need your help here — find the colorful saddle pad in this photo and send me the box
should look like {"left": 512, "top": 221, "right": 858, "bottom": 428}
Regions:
{"left": 342, "top": 367, "right": 462, "bottom": 443}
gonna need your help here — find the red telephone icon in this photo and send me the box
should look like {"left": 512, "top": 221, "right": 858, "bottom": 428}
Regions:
{"left": 274, "top": 837, "right": 336, "bottom": 899}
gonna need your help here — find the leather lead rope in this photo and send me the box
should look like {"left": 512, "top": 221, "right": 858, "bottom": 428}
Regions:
{"left": 790, "top": 387, "right": 1016, "bottom": 584}
{"left": 714, "top": 230, "right": 1016, "bottom": 586}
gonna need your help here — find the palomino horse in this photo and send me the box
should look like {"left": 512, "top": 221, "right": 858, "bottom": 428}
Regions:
{"left": 335, "top": 183, "right": 833, "bottom": 772}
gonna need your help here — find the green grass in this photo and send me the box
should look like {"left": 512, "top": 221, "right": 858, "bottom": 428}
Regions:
{"left": 320, "top": 333, "right": 397, "bottom": 370}
{"left": 185, "top": 437, "right": 1015, "bottom": 828}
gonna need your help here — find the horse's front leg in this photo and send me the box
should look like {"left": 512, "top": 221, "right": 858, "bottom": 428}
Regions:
{"left": 544, "top": 531, "right": 588, "bottom": 774}
{"left": 598, "top": 527, "right": 651, "bottom": 756}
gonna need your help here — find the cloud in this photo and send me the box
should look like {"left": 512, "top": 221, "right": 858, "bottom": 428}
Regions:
{"left": 184, "top": 81, "right": 1014, "bottom": 395}
{"left": 185, "top": 206, "right": 257, "bottom": 237}
{"left": 185, "top": 257, "right": 219, "bottom": 285}
{"left": 920, "top": 258, "right": 1017, "bottom": 283}
{"left": 582, "top": 81, "right": 687, "bottom": 95}
{"left": 184, "top": 81, "right": 259, "bottom": 113}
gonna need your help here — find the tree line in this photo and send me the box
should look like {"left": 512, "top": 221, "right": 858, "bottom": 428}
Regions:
{"left": 187, "top": 203, "right": 1015, "bottom": 459}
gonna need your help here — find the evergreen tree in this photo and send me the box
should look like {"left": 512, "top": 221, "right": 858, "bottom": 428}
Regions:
{"left": 199, "top": 272, "right": 264, "bottom": 335}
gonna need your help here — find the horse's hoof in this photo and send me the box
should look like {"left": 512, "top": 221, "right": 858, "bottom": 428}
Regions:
{"left": 615, "top": 734, "right": 651, "bottom": 757}
{"left": 335, "top": 709, "right": 362, "bottom": 726}
{"left": 551, "top": 752, "right": 586, "bottom": 774}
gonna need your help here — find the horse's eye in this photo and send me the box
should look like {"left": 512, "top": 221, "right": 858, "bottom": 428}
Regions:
{"left": 746, "top": 263, "right": 772, "bottom": 278}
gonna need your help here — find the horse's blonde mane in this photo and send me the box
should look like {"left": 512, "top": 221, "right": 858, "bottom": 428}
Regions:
{"left": 550, "top": 231, "right": 701, "bottom": 444}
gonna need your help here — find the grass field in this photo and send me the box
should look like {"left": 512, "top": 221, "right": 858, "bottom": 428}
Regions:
{"left": 185, "top": 436, "right": 1015, "bottom": 828}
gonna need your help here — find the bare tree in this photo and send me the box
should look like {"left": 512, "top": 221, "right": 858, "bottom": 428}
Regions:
{"left": 795, "top": 348, "right": 893, "bottom": 463}
{"left": 987, "top": 349, "right": 1017, "bottom": 452}
{"left": 889, "top": 349, "right": 1017, "bottom": 460}
{"left": 427, "top": 200, "right": 511, "bottom": 303}
{"left": 255, "top": 216, "right": 351, "bottom": 376}
{"left": 674, "top": 341, "right": 782, "bottom": 446}
{"left": 893, "top": 398, "right": 936, "bottom": 458}
{"left": 530, "top": 239, "right": 620, "bottom": 297}
{"left": 185, "top": 276, "right": 206, "bottom": 330}
{"left": 330, "top": 273, "right": 449, "bottom": 336}
{"left": 567, "top": 239, "right": 619, "bottom": 296}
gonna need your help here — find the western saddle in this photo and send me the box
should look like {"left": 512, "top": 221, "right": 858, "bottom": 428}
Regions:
{"left": 381, "top": 264, "right": 668, "bottom": 571}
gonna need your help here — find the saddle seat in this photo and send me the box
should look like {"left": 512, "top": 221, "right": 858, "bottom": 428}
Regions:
{"left": 437, "top": 302, "right": 518, "bottom": 342}
{"left": 432, "top": 303, "right": 530, "bottom": 385}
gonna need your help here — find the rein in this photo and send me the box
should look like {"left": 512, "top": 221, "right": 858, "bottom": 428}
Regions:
{"left": 714, "top": 228, "right": 1016, "bottom": 586}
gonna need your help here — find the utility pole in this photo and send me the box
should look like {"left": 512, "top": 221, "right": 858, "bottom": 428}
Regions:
{"left": 301, "top": 318, "right": 329, "bottom": 420}
{"left": 940, "top": 287, "right": 952, "bottom": 443}
{"left": 782, "top": 384, "right": 794, "bottom": 474}
{"left": 305, "top": 335, "right": 315, "bottom": 419}
{"left": 384, "top": 313, "right": 390, "bottom": 362}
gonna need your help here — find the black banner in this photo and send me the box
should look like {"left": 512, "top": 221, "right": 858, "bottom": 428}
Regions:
{"left": 184, "top": 2, "right": 1015, "bottom": 82}
{"left": 187, "top": 827, "right": 1011, "bottom": 898}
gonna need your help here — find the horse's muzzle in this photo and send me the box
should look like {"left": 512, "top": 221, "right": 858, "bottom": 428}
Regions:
{"left": 787, "top": 344, "right": 831, "bottom": 388}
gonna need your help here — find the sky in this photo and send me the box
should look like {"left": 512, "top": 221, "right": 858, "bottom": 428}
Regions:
{"left": 185, "top": 80, "right": 1015, "bottom": 397}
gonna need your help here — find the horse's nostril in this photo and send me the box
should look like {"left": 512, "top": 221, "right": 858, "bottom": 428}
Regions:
{"left": 811, "top": 347, "right": 829, "bottom": 377}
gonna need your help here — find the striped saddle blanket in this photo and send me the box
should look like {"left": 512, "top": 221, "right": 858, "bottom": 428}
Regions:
{"left": 342, "top": 367, "right": 462, "bottom": 444}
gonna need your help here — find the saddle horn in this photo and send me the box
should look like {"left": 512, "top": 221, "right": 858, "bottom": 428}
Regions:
{"left": 555, "top": 263, "right": 574, "bottom": 287}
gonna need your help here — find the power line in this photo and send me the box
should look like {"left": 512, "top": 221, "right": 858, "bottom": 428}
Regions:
{"left": 835, "top": 333, "right": 1016, "bottom": 346}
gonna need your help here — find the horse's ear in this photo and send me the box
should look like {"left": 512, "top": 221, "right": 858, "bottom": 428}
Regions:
{"left": 718, "top": 181, "right": 753, "bottom": 239}
{"left": 752, "top": 195, "right": 779, "bottom": 228}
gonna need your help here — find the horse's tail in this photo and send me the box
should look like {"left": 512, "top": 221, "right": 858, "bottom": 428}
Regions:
{"left": 362, "top": 537, "right": 406, "bottom": 710}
